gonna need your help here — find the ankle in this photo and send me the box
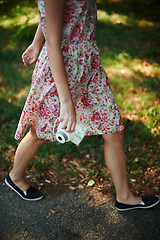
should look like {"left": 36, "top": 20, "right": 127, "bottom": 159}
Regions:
{"left": 116, "top": 191, "right": 132, "bottom": 203}
{"left": 116, "top": 191, "right": 142, "bottom": 205}
{"left": 9, "top": 169, "right": 25, "bottom": 183}
{"left": 9, "top": 170, "right": 30, "bottom": 192}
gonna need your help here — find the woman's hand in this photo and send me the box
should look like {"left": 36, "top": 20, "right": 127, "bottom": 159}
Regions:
{"left": 22, "top": 43, "right": 40, "bottom": 67}
{"left": 59, "top": 100, "right": 76, "bottom": 133}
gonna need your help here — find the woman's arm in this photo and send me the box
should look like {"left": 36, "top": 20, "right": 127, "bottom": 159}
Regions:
{"left": 22, "top": 23, "right": 45, "bottom": 66}
{"left": 44, "top": 0, "right": 76, "bottom": 132}
{"left": 32, "top": 23, "right": 45, "bottom": 50}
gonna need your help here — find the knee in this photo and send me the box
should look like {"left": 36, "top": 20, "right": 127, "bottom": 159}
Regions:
{"left": 29, "top": 126, "right": 46, "bottom": 145}
{"left": 102, "top": 130, "right": 124, "bottom": 144}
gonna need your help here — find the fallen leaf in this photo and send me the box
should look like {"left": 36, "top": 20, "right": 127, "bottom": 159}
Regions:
{"left": 87, "top": 179, "right": 95, "bottom": 187}
{"left": 95, "top": 200, "right": 108, "bottom": 206}
{"left": 45, "top": 209, "right": 58, "bottom": 219}
{"left": 80, "top": 177, "right": 89, "bottom": 183}
{"left": 69, "top": 184, "right": 84, "bottom": 190}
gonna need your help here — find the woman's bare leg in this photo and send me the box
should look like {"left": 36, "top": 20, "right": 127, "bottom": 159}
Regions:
{"left": 9, "top": 126, "right": 46, "bottom": 192}
{"left": 102, "top": 130, "right": 142, "bottom": 204}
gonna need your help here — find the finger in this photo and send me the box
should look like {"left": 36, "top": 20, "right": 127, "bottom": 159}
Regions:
{"left": 22, "top": 52, "right": 26, "bottom": 58}
{"left": 60, "top": 119, "right": 67, "bottom": 129}
{"left": 22, "top": 56, "right": 27, "bottom": 64}
{"left": 23, "top": 60, "right": 28, "bottom": 66}
{"left": 22, "top": 55, "right": 26, "bottom": 62}
{"left": 22, "top": 52, "right": 28, "bottom": 61}
{"left": 25, "top": 57, "right": 31, "bottom": 66}
{"left": 66, "top": 120, "right": 72, "bottom": 132}
{"left": 59, "top": 116, "right": 63, "bottom": 122}
{"left": 71, "top": 121, "right": 76, "bottom": 132}
{"left": 29, "top": 58, "right": 35, "bottom": 64}
{"left": 26, "top": 56, "right": 30, "bottom": 62}
{"left": 22, "top": 59, "right": 28, "bottom": 66}
{"left": 28, "top": 58, "right": 33, "bottom": 65}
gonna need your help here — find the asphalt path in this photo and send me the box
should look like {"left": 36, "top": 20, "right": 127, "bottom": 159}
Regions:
{"left": 0, "top": 181, "right": 160, "bottom": 240}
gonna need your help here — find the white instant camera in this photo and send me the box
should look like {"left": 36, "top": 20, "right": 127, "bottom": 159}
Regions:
{"left": 55, "top": 121, "right": 87, "bottom": 145}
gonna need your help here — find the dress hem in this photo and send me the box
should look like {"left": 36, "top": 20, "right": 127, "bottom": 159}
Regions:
{"left": 14, "top": 124, "right": 125, "bottom": 143}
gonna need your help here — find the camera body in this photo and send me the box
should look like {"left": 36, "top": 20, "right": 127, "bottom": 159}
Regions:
{"left": 55, "top": 121, "right": 87, "bottom": 145}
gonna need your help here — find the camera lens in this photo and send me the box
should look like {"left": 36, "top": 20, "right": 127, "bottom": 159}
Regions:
{"left": 55, "top": 131, "right": 69, "bottom": 143}
{"left": 58, "top": 136, "right": 63, "bottom": 141}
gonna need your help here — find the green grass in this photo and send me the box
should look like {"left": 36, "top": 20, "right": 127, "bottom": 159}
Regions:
{"left": 0, "top": 0, "right": 159, "bottom": 194}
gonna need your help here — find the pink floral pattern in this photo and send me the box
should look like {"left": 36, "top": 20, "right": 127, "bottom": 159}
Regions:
{"left": 14, "top": 0, "right": 124, "bottom": 142}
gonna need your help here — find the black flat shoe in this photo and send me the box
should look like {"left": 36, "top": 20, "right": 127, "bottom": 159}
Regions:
{"left": 5, "top": 172, "right": 43, "bottom": 201}
{"left": 115, "top": 195, "right": 160, "bottom": 211}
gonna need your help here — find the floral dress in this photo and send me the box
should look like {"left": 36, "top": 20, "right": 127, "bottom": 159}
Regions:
{"left": 14, "top": 0, "right": 124, "bottom": 142}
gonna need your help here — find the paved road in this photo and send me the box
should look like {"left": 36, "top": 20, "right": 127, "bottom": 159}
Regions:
{"left": 0, "top": 181, "right": 160, "bottom": 240}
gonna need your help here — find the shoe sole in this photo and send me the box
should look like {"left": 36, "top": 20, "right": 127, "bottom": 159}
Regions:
{"left": 115, "top": 198, "right": 160, "bottom": 212}
{"left": 5, "top": 178, "right": 43, "bottom": 201}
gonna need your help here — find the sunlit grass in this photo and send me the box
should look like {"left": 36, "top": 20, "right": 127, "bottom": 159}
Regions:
{"left": 97, "top": 10, "right": 155, "bottom": 27}
{"left": 96, "top": 8, "right": 160, "bottom": 137}
{"left": 0, "top": 15, "right": 39, "bottom": 28}
{"left": 0, "top": 3, "right": 39, "bottom": 27}
{"left": 97, "top": 10, "right": 129, "bottom": 25}
{"left": 103, "top": 55, "right": 160, "bottom": 135}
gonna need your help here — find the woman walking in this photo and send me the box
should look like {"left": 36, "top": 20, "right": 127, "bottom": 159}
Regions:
{"left": 5, "top": 0, "right": 159, "bottom": 211}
